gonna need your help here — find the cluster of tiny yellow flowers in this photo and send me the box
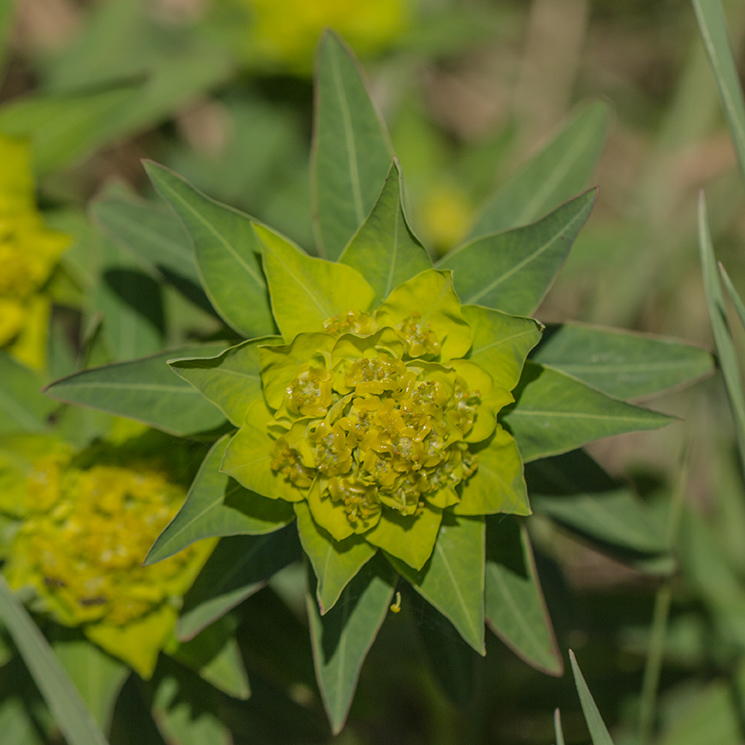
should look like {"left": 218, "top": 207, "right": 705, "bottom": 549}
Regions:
{"left": 0, "top": 135, "right": 68, "bottom": 367}
{"left": 5, "top": 454, "right": 197, "bottom": 628}
{"left": 270, "top": 312, "right": 480, "bottom": 532}
{"left": 236, "top": 0, "right": 411, "bottom": 71}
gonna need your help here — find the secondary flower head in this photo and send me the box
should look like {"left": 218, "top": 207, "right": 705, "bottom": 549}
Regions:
{"left": 0, "top": 436, "right": 211, "bottom": 677}
{"left": 0, "top": 134, "right": 69, "bottom": 368}
{"left": 232, "top": 0, "right": 410, "bottom": 72}
{"left": 216, "top": 227, "right": 541, "bottom": 571}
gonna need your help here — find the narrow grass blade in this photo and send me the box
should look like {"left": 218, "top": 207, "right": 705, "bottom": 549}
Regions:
{"left": 554, "top": 708, "right": 565, "bottom": 745}
{"left": 569, "top": 650, "right": 615, "bottom": 745}
{"left": 697, "top": 193, "right": 745, "bottom": 472}
{"left": 691, "top": 0, "right": 745, "bottom": 185}
{"left": 0, "top": 575, "right": 110, "bottom": 745}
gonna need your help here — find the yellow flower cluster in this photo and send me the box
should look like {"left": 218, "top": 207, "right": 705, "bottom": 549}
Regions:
{"left": 0, "top": 135, "right": 68, "bottom": 368}
{"left": 4, "top": 452, "right": 203, "bottom": 629}
{"left": 240, "top": 0, "right": 410, "bottom": 71}
{"left": 268, "top": 309, "right": 484, "bottom": 541}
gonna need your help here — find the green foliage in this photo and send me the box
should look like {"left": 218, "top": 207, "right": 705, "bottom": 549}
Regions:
{"left": 0, "top": 575, "right": 111, "bottom": 745}
{"left": 0, "top": 9, "right": 722, "bottom": 743}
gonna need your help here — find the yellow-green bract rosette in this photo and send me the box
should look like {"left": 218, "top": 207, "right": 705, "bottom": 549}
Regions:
{"left": 217, "top": 225, "right": 540, "bottom": 572}
{"left": 0, "top": 434, "right": 214, "bottom": 678}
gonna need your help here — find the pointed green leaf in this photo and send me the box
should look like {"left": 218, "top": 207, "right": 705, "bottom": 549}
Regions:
{"left": 52, "top": 633, "right": 129, "bottom": 729}
{"left": 0, "top": 575, "right": 111, "bottom": 745}
{"left": 44, "top": 343, "right": 228, "bottom": 436}
{"left": 178, "top": 527, "right": 302, "bottom": 641}
{"left": 502, "top": 362, "right": 673, "bottom": 462}
{"left": 255, "top": 223, "right": 376, "bottom": 341}
{"left": 439, "top": 190, "right": 596, "bottom": 316}
{"left": 0, "top": 82, "right": 141, "bottom": 175}
{"left": 147, "top": 435, "right": 294, "bottom": 565}
{"left": 145, "top": 161, "right": 275, "bottom": 338}
{"left": 531, "top": 323, "right": 714, "bottom": 400}
{"left": 91, "top": 194, "right": 212, "bottom": 313}
{"left": 295, "top": 501, "right": 376, "bottom": 614}
{"left": 698, "top": 195, "right": 745, "bottom": 472}
{"left": 569, "top": 651, "right": 615, "bottom": 745}
{"left": 169, "top": 337, "right": 282, "bottom": 427}
{"left": 340, "top": 160, "right": 432, "bottom": 303}
{"left": 0, "top": 353, "right": 55, "bottom": 435}
{"left": 312, "top": 31, "right": 393, "bottom": 260}
{"left": 462, "top": 305, "right": 543, "bottom": 391}
{"left": 307, "top": 555, "right": 396, "bottom": 734}
{"left": 169, "top": 616, "right": 250, "bottom": 699}
{"left": 691, "top": 0, "right": 745, "bottom": 187}
{"left": 527, "top": 450, "right": 668, "bottom": 555}
{"left": 485, "top": 516, "right": 562, "bottom": 674}
{"left": 468, "top": 101, "right": 609, "bottom": 239}
{"left": 389, "top": 513, "right": 485, "bottom": 654}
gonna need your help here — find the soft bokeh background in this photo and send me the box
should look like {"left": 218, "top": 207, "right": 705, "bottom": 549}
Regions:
{"left": 3, "top": 0, "right": 745, "bottom": 742}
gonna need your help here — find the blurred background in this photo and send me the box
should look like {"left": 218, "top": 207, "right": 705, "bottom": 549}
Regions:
{"left": 3, "top": 0, "right": 745, "bottom": 742}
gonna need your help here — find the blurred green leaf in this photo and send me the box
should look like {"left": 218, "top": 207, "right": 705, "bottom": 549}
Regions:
{"left": 295, "top": 501, "right": 376, "bottom": 614}
{"left": 307, "top": 555, "right": 396, "bottom": 734}
{"left": 107, "top": 676, "right": 166, "bottom": 745}
{"left": 415, "top": 596, "right": 479, "bottom": 706}
{"left": 698, "top": 195, "right": 745, "bottom": 471}
{"left": 147, "top": 435, "right": 294, "bottom": 565}
{"left": 531, "top": 323, "right": 715, "bottom": 400}
{"left": 485, "top": 516, "right": 562, "bottom": 675}
{"left": 527, "top": 450, "right": 669, "bottom": 555}
{"left": 44, "top": 343, "right": 228, "bottom": 436}
{"left": 178, "top": 527, "right": 302, "bottom": 641}
{"left": 720, "top": 263, "right": 745, "bottom": 330}
{"left": 0, "top": 695, "right": 45, "bottom": 745}
{"left": 555, "top": 709, "right": 566, "bottom": 745}
{"left": 41, "top": 0, "right": 232, "bottom": 153}
{"left": 92, "top": 194, "right": 213, "bottom": 314}
{"left": 691, "top": 0, "right": 745, "bottom": 186}
{"left": 169, "top": 338, "right": 282, "bottom": 428}
{"left": 150, "top": 667, "right": 231, "bottom": 745}
{"left": 656, "top": 668, "right": 745, "bottom": 745}
{"left": 145, "top": 162, "right": 275, "bottom": 338}
{"left": 502, "top": 363, "right": 673, "bottom": 462}
{"left": 95, "top": 234, "right": 165, "bottom": 362}
{"left": 468, "top": 101, "right": 609, "bottom": 238}
{"left": 0, "top": 354, "right": 55, "bottom": 435}
{"left": 569, "top": 650, "right": 615, "bottom": 745}
{"left": 0, "top": 82, "right": 141, "bottom": 175}
{"left": 0, "top": 575, "right": 110, "bottom": 745}
{"left": 169, "top": 616, "right": 250, "bottom": 700}
{"left": 439, "top": 190, "right": 595, "bottom": 316}
{"left": 340, "top": 160, "right": 431, "bottom": 303}
{"left": 679, "top": 504, "right": 745, "bottom": 650}
{"left": 312, "top": 31, "right": 393, "bottom": 260}
{"left": 390, "top": 514, "right": 486, "bottom": 654}
{"left": 52, "top": 633, "right": 129, "bottom": 730}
